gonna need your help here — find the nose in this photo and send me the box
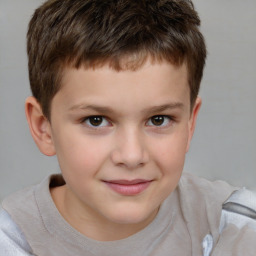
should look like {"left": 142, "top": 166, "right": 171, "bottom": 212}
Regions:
{"left": 111, "top": 127, "right": 149, "bottom": 169}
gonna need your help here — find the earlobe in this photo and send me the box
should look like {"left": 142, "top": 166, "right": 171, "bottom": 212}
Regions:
{"left": 25, "top": 96, "right": 56, "bottom": 156}
{"left": 186, "top": 97, "right": 202, "bottom": 152}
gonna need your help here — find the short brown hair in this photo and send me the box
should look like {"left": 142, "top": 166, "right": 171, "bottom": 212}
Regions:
{"left": 27, "top": 0, "right": 206, "bottom": 119}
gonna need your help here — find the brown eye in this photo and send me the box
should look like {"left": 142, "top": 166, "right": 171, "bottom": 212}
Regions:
{"left": 84, "top": 116, "right": 110, "bottom": 127}
{"left": 152, "top": 116, "right": 164, "bottom": 126}
{"left": 147, "top": 115, "right": 171, "bottom": 127}
{"left": 89, "top": 116, "right": 103, "bottom": 126}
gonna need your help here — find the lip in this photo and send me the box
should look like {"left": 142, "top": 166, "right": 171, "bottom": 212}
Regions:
{"left": 103, "top": 179, "right": 152, "bottom": 196}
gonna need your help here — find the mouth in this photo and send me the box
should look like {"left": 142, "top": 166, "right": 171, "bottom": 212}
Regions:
{"left": 103, "top": 179, "right": 152, "bottom": 196}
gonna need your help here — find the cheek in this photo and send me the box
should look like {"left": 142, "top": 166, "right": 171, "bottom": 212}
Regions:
{"left": 152, "top": 129, "right": 189, "bottom": 172}
{"left": 151, "top": 131, "right": 189, "bottom": 199}
{"left": 54, "top": 132, "right": 110, "bottom": 177}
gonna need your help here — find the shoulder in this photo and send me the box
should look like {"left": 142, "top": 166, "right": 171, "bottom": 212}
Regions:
{"left": 180, "top": 173, "right": 256, "bottom": 229}
{"left": 179, "top": 173, "right": 256, "bottom": 255}
{"left": 179, "top": 172, "right": 238, "bottom": 203}
{"left": 1, "top": 174, "right": 63, "bottom": 220}
{"left": 220, "top": 188, "right": 256, "bottom": 232}
{"left": 177, "top": 173, "right": 239, "bottom": 254}
{"left": 0, "top": 209, "right": 33, "bottom": 255}
{"left": 212, "top": 188, "right": 256, "bottom": 255}
{"left": 0, "top": 174, "right": 64, "bottom": 255}
{"left": 2, "top": 185, "right": 36, "bottom": 212}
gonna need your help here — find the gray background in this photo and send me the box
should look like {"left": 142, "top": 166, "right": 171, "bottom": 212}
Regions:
{"left": 0, "top": 0, "right": 255, "bottom": 201}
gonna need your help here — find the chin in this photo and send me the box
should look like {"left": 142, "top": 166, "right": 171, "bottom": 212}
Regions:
{"left": 106, "top": 206, "right": 157, "bottom": 225}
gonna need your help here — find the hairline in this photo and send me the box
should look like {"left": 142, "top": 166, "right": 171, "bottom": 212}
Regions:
{"left": 46, "top": 54, "right": 194, "bottom": 122}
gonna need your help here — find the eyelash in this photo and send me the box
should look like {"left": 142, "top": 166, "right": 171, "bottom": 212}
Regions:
{"left": 81, "top": 115, "right": 174, "bottom": 128}
{"left": 146, "top": 115, "right": 173, "bottom": 127}
{"left": 81, "top": 116, "right": 111, "bottom": 128}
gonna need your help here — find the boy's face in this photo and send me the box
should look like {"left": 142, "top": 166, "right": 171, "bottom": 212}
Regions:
{"left": 28, "top": 60, "right": 200, "bottom": 238}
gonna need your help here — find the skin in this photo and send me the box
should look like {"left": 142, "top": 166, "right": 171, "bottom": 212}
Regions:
{"left": 25, "top": 59, "right": 201, "bottom": 241}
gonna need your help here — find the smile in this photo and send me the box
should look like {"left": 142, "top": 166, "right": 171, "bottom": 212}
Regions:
{"left": 103, "top": 179, "right": 152, "bottom": 196}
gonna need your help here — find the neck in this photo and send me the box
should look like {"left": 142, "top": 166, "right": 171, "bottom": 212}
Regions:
{"left": 51, "top": 185, "right": 158, "bottom": 241}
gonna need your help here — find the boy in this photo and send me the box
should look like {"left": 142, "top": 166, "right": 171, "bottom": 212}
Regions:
{"left": 0, "top": 0, "right": 256, "bottom": 255}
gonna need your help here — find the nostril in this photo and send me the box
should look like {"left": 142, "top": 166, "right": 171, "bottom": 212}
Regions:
{"left": 110, "top": 145, "right": 149, "bottom": 169}
{"left": 110, "top": 130, "right": 149, "bottom": 168}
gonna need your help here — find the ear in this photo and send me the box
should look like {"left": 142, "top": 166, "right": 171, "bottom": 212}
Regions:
{"left": 186, "top": 97, "right": 202, "bottom": 152}
{"left": 25, "top": 96, "right": 56, "bottom": 156}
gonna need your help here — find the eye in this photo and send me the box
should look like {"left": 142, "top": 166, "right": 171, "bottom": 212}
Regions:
{"left": 146, "top": 115, "right": 172, "bottom": 127}
{"left": 83, "top": 116, "right": 111, "bottom": 127}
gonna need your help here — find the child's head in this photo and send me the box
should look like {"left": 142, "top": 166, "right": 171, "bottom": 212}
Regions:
{"left": 27, "top": 0, "right": 206, "bottom": 120}
{"left": 25, "top": 0, "right": 206, "bottom": 240}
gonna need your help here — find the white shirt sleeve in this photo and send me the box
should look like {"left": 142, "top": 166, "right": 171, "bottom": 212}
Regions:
{"left": 0, "top": 209, "right": 34, "bottom": 256}
{"left": 219, "top": 188, "right": 256, "bottom": 233}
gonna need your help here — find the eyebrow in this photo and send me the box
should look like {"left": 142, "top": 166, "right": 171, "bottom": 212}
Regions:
{"left": 141, "top": 103, "right": 184, "bottom": 114}
{"left": 69, "top": 102, "right": 184, "bottom": 114}
{"left": 69, "top": 104, "right": 113, "bottom": 114}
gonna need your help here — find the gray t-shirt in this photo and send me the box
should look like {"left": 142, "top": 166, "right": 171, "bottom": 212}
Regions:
{"left": 1, "top": 173, "right": 256, "bottom": 255}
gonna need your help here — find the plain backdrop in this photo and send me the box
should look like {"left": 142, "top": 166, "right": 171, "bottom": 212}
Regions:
{"left": 0, "top": 0, "right": 255, "bottom": 201}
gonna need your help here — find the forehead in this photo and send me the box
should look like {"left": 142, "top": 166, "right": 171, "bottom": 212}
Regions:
{"left": 61, "top": 59, "right": 188, "bottom": 92}
{"left": 54, "top": 60, "right": 190, "bottom": 115}
{"left": 62, "top": 56, "right": 188, "bottom": 85}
